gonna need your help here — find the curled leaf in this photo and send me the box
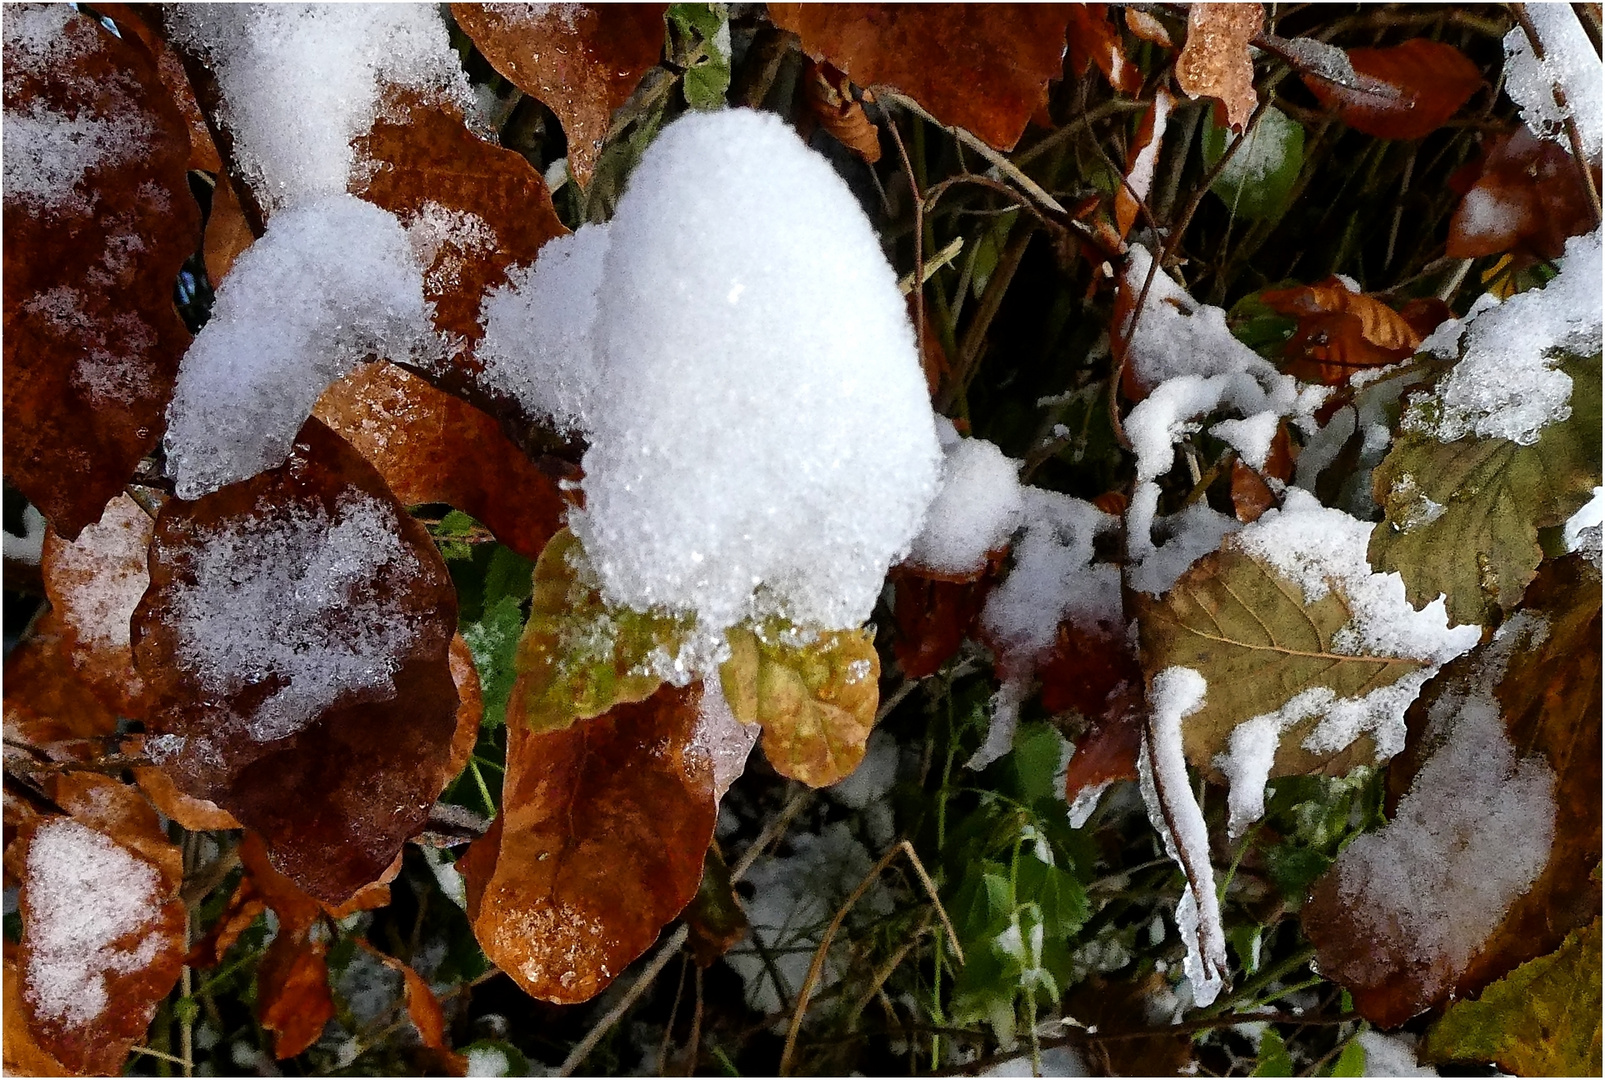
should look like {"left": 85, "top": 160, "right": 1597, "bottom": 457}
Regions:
{"left": 1260, "top": 277, "right": 1429, "bottom": 385}
{"left": 800, "top": 59, "right": 881, "bottom": 164}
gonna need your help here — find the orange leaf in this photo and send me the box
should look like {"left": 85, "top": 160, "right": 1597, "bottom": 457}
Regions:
{"left": 3, "top": 7, "right": 203, "bottom": 537}
{"left": 460, "top": 683, "right": 716, "bottom": 1004}
{"left": 186, "top": 875, "right": 267, "bottom": 969}
{"left": 313, "top": 362, "right": 569, "bottom": 562}
{"left": 357, "top": 941, "right": 462, "bottom": 1064}
{"left": 1303, "top": 39, "right": 1482, "bottom": 141}
{"left": 3, "top": 609, "right": 120, "bottom": 754}
{"left": 770, "top": 4, "right": 1078, "bottom": 151}
{"left": 1447, "top": 127, "right": 1600, "bottom": 264}
{"left": 1115, "top": 89, "right": 1173, "bottom": 240}
{"left": 1124, "top": 8, "right": 1174, "bottom": 50}
{"left": 129, "top": 736, "right": 243, "bottom": 833}
{"left": 800, "top": 59, "right": 882, "bottom": 164}
{"left": 1229, "top": 459, "right": 1277, "bottom": 522}
{"left": 1067, "top": 4, "right": 1143, "bottom": 94}
{"left": 450, "top": 4, "right": 668, "bottom": 188}
{"left": 1174, "top": 3, "right": 1262, "bottom": 131}
{"left": 203, "top": 174, "right": 255, "bottom": 286}
{"left": 131, "top": 419, "right": 462, "bottom": 904}
{"left": 446, "top": 633, "right": 485, "bottom": 783}
{"left": 1260, "top": 277, "right": 1424, "bottom": 385}
{"left": 257, "top": 927, "right": 335, "bottom": 1060}
{"left": 3, "top": 949, "right": 71, "bottom": 1078}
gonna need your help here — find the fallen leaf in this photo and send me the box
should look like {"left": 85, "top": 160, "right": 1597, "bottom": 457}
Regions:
{"left": 1174, "top": 3, "right": 1262, "bottom": 131}
{"left": 1423, "top": 918, "right": 1602, "bottom": 1076}
{"left": 3, "top": 950, "right": 70, "bottom": 1077}
{"left": 450, "top": 4, "right": 668, "bottom": 187}
{"left": 3, "top": 6, "right": 202, "bottom": 537}
{"left": 800, "top": 58, "right": 882, "bottom": 163}
{"left": 257, "top": 925, "right": 335, "bottom": 1059}
{"left": 1302, "top": 39, "right": 1483, "bottom": 141}
{"left": 721, "top": 624, "right": 881, "bottom": 788}
{"left": 1066, "top": 4, "right": 1143, "bottom": 94}
{"left": 770, "top": 4, "right": 1078, "bottom": 150}
{"left": 1229, "top": 459, "right": 1277, "bottom": 522}
{"left": 1369, "top": 354, "right": 1600, "bottom": 627}
{"left": 1115, "top": 88, "right": 1174, "bottom": 239}
{"left": 1447, "top": 127, "right": 1600, "bottom": 264}
{"left": 460, "top": 682, "right": 716, "bottom": 1004}
{"left": 1261, "top": 277, "right": 1424, "bottom": 384}
{"left": 890, "top": 563, "right": 998, "bottom": 679}
{"left": 313, "top": 362, "right": 569, "bottom": 562}
{"left": 131, "top": 419, "right": 462, "bottom": 903}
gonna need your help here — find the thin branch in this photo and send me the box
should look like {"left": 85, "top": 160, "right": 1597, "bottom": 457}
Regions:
{"left": 882, "top": 107, "right": 927, "bottom": 380}
{"left": 732, "top": 786, "right": 813, "bottom": 882}
{"left": 556, "top": 924, "right": 690, "bottom": 1077}
{"left": 1510, "top": 2, "right": 1603, "bottom": 223}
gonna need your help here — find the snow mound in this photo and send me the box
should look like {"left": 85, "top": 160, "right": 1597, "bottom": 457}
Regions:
{"left": 571, "top": 109, "right": 941, "bottom": 643}
{"left": 1120, "top": 245, "right": 1279, "bottom": 388}
{"left": 907, "top": 435, "right": 1024, "bottom": 576}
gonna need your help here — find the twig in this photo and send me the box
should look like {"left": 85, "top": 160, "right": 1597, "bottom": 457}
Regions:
{"left": 939, "top": 222, "right": 1032, "bottom": 413}
{"left": 1510, "top": 2, "right": 1603, "bottom": 223}
{"left": 894, "top": 839, "right": 962, "bottom": 963}
{"left": 130, "top": 1044, "right": 190, "bottom": 1067}
{"left": 556, "top": 924, "right": 690, "bottom": 1077}
{"left": 125, "top": 484, "right": 163, "bottom": 521}
{"left": 683, "top": 966, "right": 704, "bottom": 1076}
{"left": 732, "top": 786, "right": 813, "bottom": 882}
{"left": 882, "top": 108, "right": 927, "bottom": 378}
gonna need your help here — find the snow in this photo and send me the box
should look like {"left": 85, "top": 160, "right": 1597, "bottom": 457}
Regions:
{"left": 1123, "top": 89, "right": 1173, "bottom": 224}
{"left": 1209, "top": 412, "right": 1280, "bottom": 470}
{"left": 465, "top": 1046, "right": 510, "bottom": 1077}
{"left": 1406, "top": 228, "right": 1602, "bottom": 446}
{"left": 1137, "top": 667, "right": 1226, "bottom": 1008}
{"left": 1564, "top": 485, "right": 1604, "bottom": 563}
{"left": 907, "top": 436, "right": 1025, "bottom": 576}
{"left": 1357, "top": 1031, "right": 1438, "bottom": 1077}
{"left": 1127, "top": 491, "right": 1242, "bottom": 597}
{"left": 44, "top": 494, "right": 150, "bottom": 660}
{"left": 1503, "top": 3, "right": 1603, "bottom": 162}
{"left": 477, "top": 224, "right": 611, "bottom": 435}
{"left": 23, "top": 818, "right": 164, "bottom": 1028}
{"left": 692, "top": 678, "right": 760, "bottom": 806}
{"left": 1332, "top": 611, "right": 1556, "bottom": 1000}
{"left": 157, "top": 487, "right": 426, "bottom": 744}
{"left": 4, "top": 504, "right": 47, "bottom": 564}
{"left": 1120, "top": 245, "right": 1280, "bottom": 388}
{"left": 570, "top": 109, "right": 941, "bottom": 646}
{"left": 1125, "top": 371, "right": 1320, "bottom": 484}
{"left": 166, "top": 4, "right": 472, "bottom": 210}
{"left": 828, "top": 729, "right": 899, "bottom": 810}
{"left": 164, "top": 194, "right": 436, "bottom": 498}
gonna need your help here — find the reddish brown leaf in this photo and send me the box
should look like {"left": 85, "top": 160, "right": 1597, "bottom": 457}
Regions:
{"left": 1447, "top": 128, "right": 1600, "bottom": 264}
{"left": 313, "top": 362, "right": 569, "bottom": 562}
{"left": 800, "top": 59, "right": 882, "bottom": 164}
{"left": 1124, "top": 8, "right": 1174, "bottom": 50}
{"left": 2, "top": 7, "right": 202, "bottom": 538}
{"left": 3, "top": 609, "right": 120, "bottom": 754}
{"left": 131, "top": 419, "right": 461, "bottom": 903}
{"left": 257, "top": 928, "right": 336, "bottom": 1060}
{"left": 1230, "top": 459, "right": 1277, "bottom": 522}
{"left": 1305, "top": 556, "right": 1601, "bottom": 1027}
{"left": 450, "top": 4, "right": 668, "bottom": 187}
{"left": 1303, "top": 39, "right": 1483, "bottom": 141}
{"left": 461, "top": 683, "right": 717, "bottom": 1004}
{"left": 1115, "top": 89, "right": 1173, "bottom": 239}
{"left": 186, "top": 875, "right": 267, "bottom": 969}
{"left": 1261, "top": 277, "right": 1424, "bottom": 385}
{"left": 358, "top": 940, "right": 463, "bottom": 1067}
{"left": 128, "top": 734, "right": 243, "bottom": 832}
{"left": 890, "top": 563, "right": 999, "bottom": 679}
{"left": 770, "top": 4, "right": 1078, "bottom": 151}
{"left": 447, "top": 633, "right": 485, "bottom": 782}
{"left": 3, "top": 950, "right": 71, "bottom": 1077}
{"left": 1062, "top": 696, "right": 1143, "bottom": 804}
{"left": 1065, "top": 973, "right": 1195, "bottom": 1075}
{"left": 92, "top": 2, "right": 223, "bottom": 173}
{"left": 1066, "top": 4, "right": 1143, "bottom": 95}
{"left": 1174, "top": 3, "right": 1262, "bottom": 131}
{"left": 203, "top": 173, "right": 254, "bottom": 286}
{"left": 1038, "top": 619, "right": 1142, "bottom": 722}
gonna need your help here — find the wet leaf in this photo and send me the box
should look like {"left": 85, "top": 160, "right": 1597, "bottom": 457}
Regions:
{"left": 1260, "top": 277, "right": 1426, "bottom": 385}
{"left": 508, "top": 528, "right": 687, "bottom": 735}
{"left": 800, "top": 58, "right": 882, "bottom": 164}
{"left": 203, "top": 173, "right": 254, "bottom": 286}
{"left": 1303, "top": 39, "right": 1482, "bottom": 142}
{"left": 1423, "top": 918, "right": 1602, "bottom": 1076}
{"left": 313, "top": 362, "right": 569, "bottom": 562}
{"left": 721, "top": 625, "right": 880, "bottom": 788}
{"left": 460, "top": 682, "right": 716, "bottom": 1004}
{"left": 3, "top": 6, "right": 202, "bottom": 537}
{"left": 1447, "top": 127, "right": 1600, "bottom": 264}
{"left": 1369, "top": 354, "right": 1600, "bottom": 627}
{"left": 450, "top": 4, "right": 669, "bottom": 188}
{"left": 131, "top": 419, "right": 462, "bottom": 904}
{"left": 769, "top": 4, "right": 1079, "bottom": 151}
{"left": 1174, "top": 3, "right": 1262, "bottom": 131}
{"left": 1066, "top": 4, "right": 1143, "bottom": 95}
{"left": 1038, "top": 619, "right": 1142, "bottom": 724}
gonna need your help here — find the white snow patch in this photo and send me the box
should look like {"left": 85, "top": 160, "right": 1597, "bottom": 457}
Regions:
{"left": 1356, "top": 1030, "right": 1438, "bottom": 1077}
{"left": 907, "top": 436, "right": 1025, "bottom": 576}
{"left": 1565, "top": 486, "right": 1604, "bottom": 563}
{"left": 1127, "top": 489, "right": 1242, "bottom": 597}
{"left": 1120, "top": 245, "right": 1280, "bottom": 388}
{"left": 465, "top": 1046, "right": 511, "bottom": 1077}
{"left": 1503, "top": 3, "right": 1603, "bottom": 161}
{"left": 4, "top": 504, "right": 48, "bottom": 565}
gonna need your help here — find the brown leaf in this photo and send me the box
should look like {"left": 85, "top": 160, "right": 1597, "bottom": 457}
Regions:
{"left": 1065, "top": 973, "right": 1194, "bottom": 1075}
{"left": 1304, "top": 556, "right": 1601, "bottom": 1027}
{"left": 890, "top": 562, "right": 998, "bottom": 679}
{"left": 257, "top": 927, "right": 335, "bottom": 1059}
{"left": 1062, "top": 693, "right": 1143, "bottom": 804}
{"left": 1229, "top": 459, "right": 1277, "bottom": 522}
{"left": 313, "top": 362, "right": 568, "bottom": 562}
{"left": 358, "top": 941, "right": 463, "bottom": 1066}
{"left": 770, "top": 4, "right": 1078, "bottom": 151}
{"left": 446, "top": 633, "right": 485, "bottom": 782}
{"left": 186, "top": 875, "right": 267, "bottom": 969}
{"left": 1261, "top": 277, "right": 1424, "bottom": 385}
{"left": 1038, "top": 619, "right": 1142, "bottom": 721}
{"left": 131, "top": 419, "right": 462, "bottom": 904}
{"left": 461, "top": 682, "right": 716, "bottom": 1004}
{"left": 128, "top": 734, "right": 242, "bottom": 832}
{"left": 450, "top": 4, "right": 668, "bottom": 187}
{"left": 1066, "top": 4, "right": 1143, "bottom": 95}
{"left": 3, "top": 7, "right": 202, "bottom": 538}
{"left": 1447, "top": 127, "right": 1600, "bottom": 264}
{"left": 800, "top": 59, "right": 882, "bottom": 163}
{"left": 1174, "top": 3, "right": 1262, "bottom": 131}
{"left": 3, "top": 609, "right": 120, "bottom": 754}
{"left": 1115, "top": 88, "right": 1172, "bottom": 239}
{"left": 3, "top": 950, "right": 71, "bottom": 1077}
{"left": 1302, "top": 39, "right": 1482, "bottom": 141}
{"left": 92, "top": 2, "right": 223, "bottom": 173}
{"left": 40, "top": 493, "right": 153, "bottom": 719}
{"left": 203, "top": 173, "right": 254, "bottom": 286}
{"left": 1124, "top": 8, "right": 1174, "bottom": 50}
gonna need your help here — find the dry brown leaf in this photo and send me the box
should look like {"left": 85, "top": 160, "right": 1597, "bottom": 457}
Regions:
{"left": 92, "top": 2, "right": 223, "bottom": 173}
{"left": 3, "top": 950, "right": 71, "bottom": 1077}
{"left": 446, "top": 633, "right": 484, "bottom": 782}
{"left": 3, "top": 609, "right": 121, "bottom": 755}
{"left": 1124, "top": 8, "right": 1174, "bottom": 50}
{"left": 1115, "top": 88, "right": 1173, "bottom": 239}
{"left": 1261, "top": 277, "right": 1430, "bottom": 385}
{"left": 1174, "top": 3, "right": 1262, "bottom": 131}
{"left": 1448, "top": 128, "right": 1601, "bottom": 264}
{"left": 257, "top": 928, "right": 336, "bottom": 1059}
{"left": 461, "top": 683, "right": 716, "bottom": 1004}
{"left": 770, "top": 4, "right": 1078, "bottom": 151}
{"left": 3, "top": 7, "right": 202, "bottom": 538}
{"left": 128, "top": 733, "right": 242, "bottom": 832}
{"left": 203, "top": 173, "right": 254, "bottom": 286}
{"left": 186, "top": 875, "right": 267, "bottom": 969}
{"left": 131, "top": 419, "right": 462, "bottom": 904}
{"left": 358, "top": 940, "right": 464, "bottom": 1068}
{"left": 800, "top": 59, "right": 882, "bottom": 163}
{"left": 1067, "top": 4, "right": 1143, "bottom": 94}
{"left": 450, "top": 4, "right": 668, "bottom": 187}
{"left": 1229, "top": 459, "right": 1277, "bottom": 522}
{"left": 1303, "top": 39, "right": 1483, "bottom": 142}
{"left": 313, "top": 362, "right": 569, "bottom": 562}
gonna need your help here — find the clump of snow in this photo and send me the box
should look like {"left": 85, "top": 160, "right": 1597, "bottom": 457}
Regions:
{"left": 907, "top": 435, "right": 1025, "bottom": 576}
{"left": 166, "top": 4, "right": 472, "bottom": 210}
{"left": 1137, "top": 667, "right": 1226, "bottom": 1008}
{"left": 1209, "top": 411, "right": 1280, "bottom": 470}
{"left": 1331, "top": 612, "right": 1556, "bottom": 996}
{"left": 404, "top": 201, "right": 498, "bottom": 305}
{"left": 159, "top": 487, "right": 426, "bottom": 744}
{"left": 571, "top": 109, "right": 940, "bottom": 644}
{"left": 828, "top": 729, "right": 899, "bottom": 810}
{"left": 164, "top": 194, "right": 435, "bottom": 498}
{"left": 1406, "top": 229, "right": 1602, "bottom": 445}
{"left": 23, "top": 818, "right": 164, "bottom": 1027}
{"left": 4, "top": 504, "right": 48, "bottom": 565}
{"left": 465, "top": 1045, "right": 510, "bottom": 1077}
{"left": 1120, "top": 245, "right": 1281, "bottom": 388}
{"left": 1356, "top": 1031, "right": 1438, "bottom": 1078}
{"left": 1565, "top": 486, "right": 1604, "bottom": 564}
{"left": 1125, "top": 371, "right": 1322, "bottom": 485}
{"left": 691, "top": 678, "right": 759, "bottom": 806}
{"left": 477, "top": 224, "right": 611, "bottom": 435}
{"left": 1127, "top": 492, "right": 1241, "bottom": 597}
{"left": 1503, "top": 4, "right": 1602, "bottom": 162}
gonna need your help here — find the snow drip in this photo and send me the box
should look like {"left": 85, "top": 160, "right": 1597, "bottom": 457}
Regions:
{"left": 570, "top": 109, "right": 941, "bottom": 643}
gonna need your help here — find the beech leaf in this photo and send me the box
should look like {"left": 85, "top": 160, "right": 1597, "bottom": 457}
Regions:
{"left": 1303, "top": 39, "right": 1483, "bottom": 142}
{"left": 889, "top": 562, "right": 999, "bottom": 680}
{"left": 1260, "top": 277, "right": 1429, "bottom": 385}
{"left": 1066, "top": 4, "right": 1143, "bottom": 95}
{"left": 1447, "top": 127, "right": 1600, "bottom": 264}
{"left": 1174, "top": 3, "right": 1262, "bottom": 131}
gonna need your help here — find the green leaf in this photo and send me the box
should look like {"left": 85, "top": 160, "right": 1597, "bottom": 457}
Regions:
{"left": 1202, "top": 106, "right": 1305, "bottom": 221}
{"left": 1015, "top": 855, "right": 1089, "bottom": 940}
{"left": 1251, "top": 1027, "right": 1294, "bottom": 1076}
{"left": 1005, "top": 722, "right": 1067, "bottom": 805}
{"left": 1327, "top": 1037, "right": 1367, "bottom": 1077}
{"left": 1228, "top": 285, "right": 1299, "bottom": 357}
{"left": 667, "top": 3, "right": 730, "bottom": 110}
{"left": 971, "top": 209, "right": 1020, "bottom": 298}
{"left": 506, "top": 529, "right": 690, "bottom": 734}
{"left": 1369, "top": 353, "right": 1601, "bottom": 627}
{"left": 464, "top": 594, "right": 525, "bottom": 729}
{"left": 1423, "top": 918, "right": 1602, "bottom": 1076}
{"left": 431, "top": 508, "right": 480, "bottom": 561}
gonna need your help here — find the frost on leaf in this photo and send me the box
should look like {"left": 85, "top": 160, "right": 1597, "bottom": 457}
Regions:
{"left": 1372, "top": 354, "right": 1600, "bottom": 628}
{"left": 1304, "top": 555, "right": 1599, "bottom": 1027}
{"left": 1173, "top": 3, "right": 1261, "bottom": 131}
{"left": 313, "top": 362, "right": 569, "bottom": 562}
{"left": 770, "top": 4, "right": 1077, "bottom": 151}
{"left": 132, "top": 420, "right": 461, "bottom": 903}
{"left": 16, "top": 775, "right": 186, "bottom": 1076}
{"left": 1302, "top": 39, "right": 1482, "bottom": 141}
{"left": 720, "top": 624, "right": 880, "bottom": 788}
{"left": 459, "top": 682, "right": 716, "bottom": 1004}
{"left": 450, "top": 3, "right": 669, "bottom": 188}
{"left": 2, "top": 4, "right": 201, "bottom": 538}
{"left": 1139, "top": 490, "right": 1478, "bottom": 838}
